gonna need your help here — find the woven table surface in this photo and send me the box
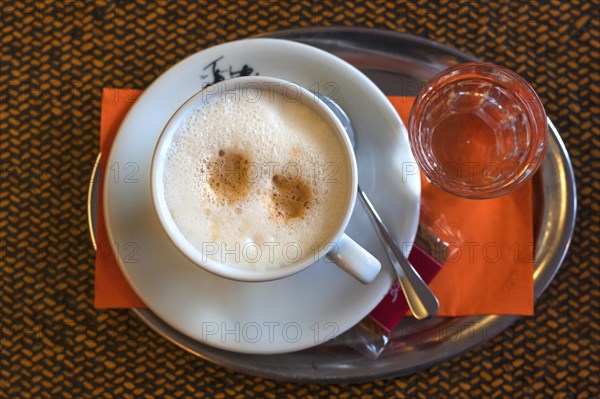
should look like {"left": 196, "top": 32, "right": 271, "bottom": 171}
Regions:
{"left": 1, "top": 1, "right": 598, "bottom": 398}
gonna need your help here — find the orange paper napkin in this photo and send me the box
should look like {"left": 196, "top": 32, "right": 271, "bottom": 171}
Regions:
{"left": 95, "top": 89, "right": 533, "bottom": 315}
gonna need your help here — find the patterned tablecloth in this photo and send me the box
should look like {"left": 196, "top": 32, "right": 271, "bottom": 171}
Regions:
{"left": 1, "top": 1, "right": 597, "bottom": 397}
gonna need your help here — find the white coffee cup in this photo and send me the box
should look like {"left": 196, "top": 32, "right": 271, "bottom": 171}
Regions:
{"left": 151, "top": 76, "right": 381, "bottom": 283}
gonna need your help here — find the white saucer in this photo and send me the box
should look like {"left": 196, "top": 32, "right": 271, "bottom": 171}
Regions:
{"left": 104, "top": 38, "right": 420, "bottom": 354}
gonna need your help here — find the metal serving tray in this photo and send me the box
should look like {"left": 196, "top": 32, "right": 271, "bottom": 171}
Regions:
{"left": 88, "top": 28, "right": 576, "bottom": 383}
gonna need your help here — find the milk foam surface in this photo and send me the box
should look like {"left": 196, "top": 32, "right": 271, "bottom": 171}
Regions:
{"left": 162, "top": 91, "right": 350, "bottom": 269}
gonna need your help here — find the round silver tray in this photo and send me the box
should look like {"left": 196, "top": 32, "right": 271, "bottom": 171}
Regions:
{"left": 88, "top": 28, "right": 576, "bottom": 382}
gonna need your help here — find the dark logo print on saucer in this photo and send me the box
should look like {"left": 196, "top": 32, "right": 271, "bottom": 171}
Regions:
{"left": 200, "top": 56, "right": 259, "bottom": 86}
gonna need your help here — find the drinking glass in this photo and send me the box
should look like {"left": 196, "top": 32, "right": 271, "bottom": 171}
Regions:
{"left": 408, "top": 62, "right": 548, "bottom": 199}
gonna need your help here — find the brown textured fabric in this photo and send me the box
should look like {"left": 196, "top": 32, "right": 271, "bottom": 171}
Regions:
{"left": 1, "top": 1, "right": 597, "bottom": 398}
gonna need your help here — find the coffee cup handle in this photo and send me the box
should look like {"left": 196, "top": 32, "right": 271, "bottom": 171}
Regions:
{"left": 326, "top": 234, "right": 381, "bottom": 284}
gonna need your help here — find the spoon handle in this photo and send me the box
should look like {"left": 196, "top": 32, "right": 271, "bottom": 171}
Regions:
{"left": 357, "top": 184, "right": 439, "bottom": 320}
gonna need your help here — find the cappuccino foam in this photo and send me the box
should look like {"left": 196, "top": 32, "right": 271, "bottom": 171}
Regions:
{"left": 162, "top": 90, "right": 350, "bottom": 269}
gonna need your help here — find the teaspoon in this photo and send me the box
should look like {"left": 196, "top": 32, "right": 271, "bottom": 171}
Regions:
{"left": 317, "top": 93, "right": 439, "bottom": 320}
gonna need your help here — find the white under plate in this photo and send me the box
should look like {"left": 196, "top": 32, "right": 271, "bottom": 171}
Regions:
{"left": 103, "top": 38, "right": 420, "bottom": 354}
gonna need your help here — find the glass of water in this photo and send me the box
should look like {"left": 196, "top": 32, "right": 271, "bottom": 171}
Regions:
{"left": 408, "top": 62, "right": 548, "bottom": 199}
